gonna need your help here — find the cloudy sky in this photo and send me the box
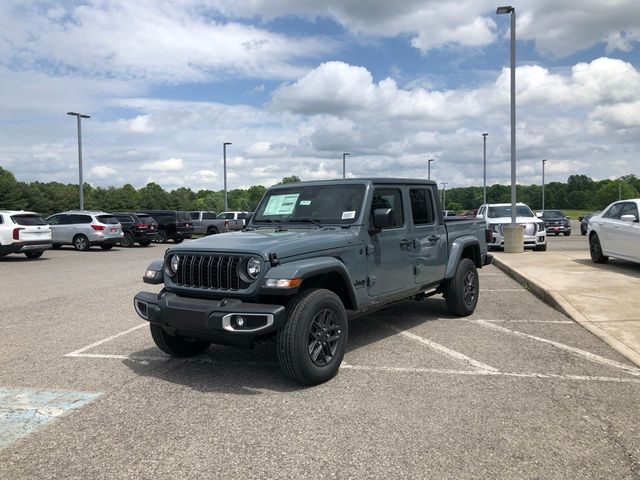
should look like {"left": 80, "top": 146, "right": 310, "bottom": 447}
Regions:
{"left": 1, "top": 0, "right": 639, "bottom": 191}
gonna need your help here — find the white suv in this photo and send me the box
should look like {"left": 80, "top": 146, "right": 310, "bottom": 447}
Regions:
{"left": 0, "top": 210, "right": 52, "bottom": 259}
{"left": 476, "top": 203, "right": 547, "bottom": 251}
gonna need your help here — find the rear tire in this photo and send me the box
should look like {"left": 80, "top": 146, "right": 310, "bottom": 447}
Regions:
{"left": 73, "top": 234, "right": 90, "bottom": 251}
{"left": 443, "top": 258, "right": 479, "bottom": 317}
{"left": 173, "top": 238, "right": 184, "bottom": 243}
{"left": 581, "top": 225, "right": 587, "bottom": 235}
{"left": 139, "top": 240, "right": 152, "bottom": 247}
{"left": 154, "top": 230, "right": 167, "bottom": 243}
{"left": 52, "top": 244, "right": 62, "bottom": 250}
{"left": 100, "top": 244, "right": 114, "bottom": 250}
{"left": 150, "top": 324, "right": 210, "bottom": 357}
{"left": 25, "top": 251, "right": 43, "bottom": 259}
{"left": 277, "top": 289, "right": 348, "bottom": 385}
{"left": 120, "top": 232, "right": 134, "bottom": 247}
{"left": 564, "top": 231, "right": 571, "bottom": 236}
{"left": 589, "top": 233, "right": 608, "bottom": 264}
{"left": 206, "top": 227, "right": 219, "bottom": 235}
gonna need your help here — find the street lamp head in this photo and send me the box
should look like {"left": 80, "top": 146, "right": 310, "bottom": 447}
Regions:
{"left": 496, "top": 6, "right": 514, "bottom": 14}
{"left": 482, "top": 132, "right": 488, "bottom": 137}
{"left": 542, "top": 159, "right": 547, "bottom": 164}
{"left": 343, "top": 152, "right": 351, "bottom": 157}
{"left": 67, "top": 112, "right": 90, "bottom": 118}
{"left": 223, "top": 142, "right": 232, "bottom": 146}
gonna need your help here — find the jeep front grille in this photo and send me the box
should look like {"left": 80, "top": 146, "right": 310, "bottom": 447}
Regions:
{"left": 174, "top": 254, "right": 250, "bottom": 290}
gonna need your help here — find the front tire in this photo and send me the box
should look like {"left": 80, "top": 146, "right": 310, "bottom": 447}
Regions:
{"left": 73, "top": 234, "right": 90, "bottom": 251}
{"left": 139, "top": 240, "right": 152, "bottom": 247}
{"left": 581, "top": 225, "right": 587, "bottom": 235}
{"left": 443, "top": 258, "right": 479, "bottom": 317}
{"left": 589, "top": 233, "right": 609, "bottom": 264}
{"left": 173, "top": 238, "right": 184, "bottom": 243}
{"left": 206, "top": 227, "right": 219, "bottom": 235}
{"left": 277, "top": 289, "right": 348, "bottom": 385}
{"left": 150, "top": 324, "right": 211, "bottom": 357}
{"left": 25, "top": 251, "right": 43, "bottom": 259}
{"left": 100, "top": 244, "right": 114, "bottom": 250}
{"left": 535, "top": 243, "right": 547, "bottom": 251}
{"left": 564, "top": 231, "right": 571, "bottom": 236}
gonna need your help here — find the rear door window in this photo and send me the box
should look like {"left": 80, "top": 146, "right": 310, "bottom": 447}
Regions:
{"left": 189, "top": 212, "right": 199, "bottom": 220}
{"left": 409, "top": 189, "right": 435, "bottom": 225}
{"left": 202, "top": 212, "right": 216, "bottom": 220}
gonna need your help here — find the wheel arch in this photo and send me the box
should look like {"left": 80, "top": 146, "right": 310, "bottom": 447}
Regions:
{"left": 445, "top": 236, "right": 481, "bottom": 279}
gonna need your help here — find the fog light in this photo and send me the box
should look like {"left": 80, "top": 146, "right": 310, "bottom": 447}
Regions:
{"left": 236, "top": 316, "right": 245, "bottom": 328}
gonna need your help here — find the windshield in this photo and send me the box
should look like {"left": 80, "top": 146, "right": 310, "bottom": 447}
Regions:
{"left": 487, "top": 205, "right": 535, "bottom": 218}
{"left": 543, "top": 210, "right": 565, "bottom": 218}
{"left": 253, "top": 184, "right": 365, "bottom": 225}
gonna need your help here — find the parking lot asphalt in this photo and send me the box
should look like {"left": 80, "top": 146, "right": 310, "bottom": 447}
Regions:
{"left": 494, "top": 223, "right": 640, "bottom": 368}
{"left": 1, "top": 242, "right": 640, "bottom": 479}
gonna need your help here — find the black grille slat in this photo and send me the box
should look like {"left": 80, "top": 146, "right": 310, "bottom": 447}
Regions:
{"left": 172, "top": 253, "right": 249, "bottom": 291}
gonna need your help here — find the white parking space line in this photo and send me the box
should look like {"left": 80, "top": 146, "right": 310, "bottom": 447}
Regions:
{"left": 481, "top": 320, "right": 574, "bottom": 324}
{"left": 481, "top": 289, "right": 526, "bottom": 292}
{"left": 383, "top": 323, "right": 498, "bottom": 372}
{"left": 65, "top": 323, "right": 148, "bottom": 357}
{"left": 474, "top": 320, "right": 640, "bottom": 377}
{"left": 340, "top": 365, "right": 640, "bottom": 384}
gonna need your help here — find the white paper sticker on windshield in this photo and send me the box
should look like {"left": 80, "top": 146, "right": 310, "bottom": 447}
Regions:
{"left": 341, "top": 211, "right": 356, "bottom": 220}
{"left": 299, "top": 200, "right": 311, "bottom": 206}
{"left": 263, "top": 194, "right": 300, "bottom": 215}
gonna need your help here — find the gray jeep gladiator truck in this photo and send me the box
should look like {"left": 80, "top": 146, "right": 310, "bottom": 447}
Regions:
{"left": 135, "top": 179, "right": 492, "bottom": 385}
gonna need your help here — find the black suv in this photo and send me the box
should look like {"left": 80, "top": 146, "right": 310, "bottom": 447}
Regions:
{"left": 540, "top": 209, "right": 571, "bottom": 236}
{"left": 137, "top": 210, "right": 193, "bottom": 243}
{"left": 112, "top": 212, "right": 158, "bottom": 247}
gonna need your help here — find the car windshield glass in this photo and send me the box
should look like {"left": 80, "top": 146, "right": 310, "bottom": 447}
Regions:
{"left": 11, "top": 214, "right": 47, "bottom": 225}
{"left": 543, "top": 211, "right": 564, "bottom": 218}
{"left": 253, "top": 184, "right": 365, "bottom": 225}
{"left": 96, "top": 215, "right": 119, "bottom": 224}
{"left": 487, "top": 205, "right": 534, "bottom": 218}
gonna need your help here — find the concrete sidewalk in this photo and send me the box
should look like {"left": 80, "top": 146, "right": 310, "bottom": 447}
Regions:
{"left": 492, "top": 250, "right": 640, "bottom": 367}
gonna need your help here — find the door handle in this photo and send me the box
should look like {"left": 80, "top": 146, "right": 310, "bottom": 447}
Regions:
{"left": 399, "top": 239, "right": 412, "bottom": 249}
{"left": 427, "top": 235, "right": 439, "bottom": 243}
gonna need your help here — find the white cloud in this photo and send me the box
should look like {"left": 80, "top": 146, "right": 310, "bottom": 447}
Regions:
{"left": 0, "top": 0, "right": 336, "bottom": 85}
{"left": 129, "top": 115, "right": 154, "bottom": 134}
{"left": 140, "top": 158, "right": 185, "bottom": 171}
{"left": 88, "top": 165, "right": 118, "bottom": 179}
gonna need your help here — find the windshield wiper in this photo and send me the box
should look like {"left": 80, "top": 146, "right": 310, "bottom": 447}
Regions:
{"left": 255, "top": 218, "right": 282, "bottom": 224}
{"left": 289, "top": 217, "right": 323, "bottom": 227}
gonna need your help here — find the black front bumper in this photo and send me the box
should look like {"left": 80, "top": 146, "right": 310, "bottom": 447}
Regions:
{"left": 134, "top": 291, "right": 286, "bottom": 347}
{"left": 0, "top": 241, "right": 52, "bottom": 256}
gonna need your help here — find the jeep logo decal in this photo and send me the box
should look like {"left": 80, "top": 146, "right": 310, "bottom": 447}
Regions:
{"left": 353, "top": 279, "right": 366, "bottom": 288}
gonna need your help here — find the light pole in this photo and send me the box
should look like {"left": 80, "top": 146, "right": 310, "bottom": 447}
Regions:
{"left": 342, "top": 152, "right": 350, "bottom": 179}
{"left": 542, "top": 159, "right": 547, "bottom": 211}
{"left": 497, "top": 5, "right": 522, "bottom": 252}
{"left": 428, "top": 158, "right": 434, "bottom": 180}
{"left": 441, "top": 182, "right": 448, "bottom": 211}
{"left": 619, "top": 181, "right": 622, "bottom": 200}
{"left": 67, "top": 112, "right": 90, "bottom": 210}
{"left": 223, "top": 142, "right": 231, "bottom": 211}
{"left": 482, "top": 133, "right": 488, "bottom": 204}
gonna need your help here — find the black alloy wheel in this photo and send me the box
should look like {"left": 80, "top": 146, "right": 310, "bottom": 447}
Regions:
{"left": 443, "top": 258, "right": 479, "bottom": 316}
{"left": 277, "top": 289, "right": 348, "bottom": 385}
{"left": 154, "top": 230, "right": 167, "bottom": 243}
{"left": 589, "top": 233, "right": 609, "bottom": 264}
{"left": 120, "top": 231, "right": 134, "bottom": 247}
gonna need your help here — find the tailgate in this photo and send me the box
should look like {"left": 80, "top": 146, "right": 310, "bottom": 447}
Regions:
{"left": 11, "top": 214, "right": 52, "bottom": 241}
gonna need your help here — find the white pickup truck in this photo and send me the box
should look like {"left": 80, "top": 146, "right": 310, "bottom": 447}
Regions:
{"left": 588, "top": 198, "right": 640, "bottom": 264}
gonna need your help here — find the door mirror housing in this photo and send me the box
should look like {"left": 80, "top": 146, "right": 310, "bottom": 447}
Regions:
{"left": 621, "top": 214, "right": 637, "bottom": 222}
{"left": 369, "top": 208, "right": 394, "bottom": 234}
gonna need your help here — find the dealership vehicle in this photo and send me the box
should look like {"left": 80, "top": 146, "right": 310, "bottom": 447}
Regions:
{"left": 0, "top": 210, "right": 52, "bottom": 259}
{"left": 476, "top": 203, "right": 546, "bottom": 251}
{"left": 579, "top": 212, "right": 599, "bottom": 235}
{"left": 540, "top": 209, "right": 572, "bottom": 236}
{"left": 217, "top": 211, "right": 249, "bottom": 230}
{"left": 588, "top": 199, "right": 640, "bottom": 265}
{"left": 46, "top": 211, "right": 123, "bottom": 251}
{"left": 188, "top": 211, "right": 230, "bottom": 236}
{"left": 134, "top": 179, "right": 492, "bottom": 385}
{"left": 112, "top": 212, "right": 157, "bottom": 247}
{"left": 138, "top": 210, "right": 194, "bottom": 243}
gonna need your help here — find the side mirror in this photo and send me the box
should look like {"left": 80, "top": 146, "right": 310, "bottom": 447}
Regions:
{"left": 369, "top": 208, "right": 393, "bottom": 234}
{"left": 621, "top": 214, "right": 637, "bottom": 222}
{"left": 565, "top": 216, "right": 571, "bottom": 220}
{"left": 535, "top": 212, "right": 543, "bottom": 218}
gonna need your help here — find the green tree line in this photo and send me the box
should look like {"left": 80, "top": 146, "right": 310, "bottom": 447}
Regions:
{"left": 1, "top": 166, "right": 637, "bottom": 215}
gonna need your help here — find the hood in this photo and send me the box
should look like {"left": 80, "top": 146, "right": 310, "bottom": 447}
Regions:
{"left": 486, "top": 216, "right": 542, "bottom": 224}
{"left": 173, "top": 227, "right": 354, "bottom": 259}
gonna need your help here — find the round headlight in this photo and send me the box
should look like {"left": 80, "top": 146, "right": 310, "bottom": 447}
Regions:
{"left": 166, "top": 254, "right": 179, "bottom": 277}
{"left": 246, "top": 257, "right": 261, "bottom": 280}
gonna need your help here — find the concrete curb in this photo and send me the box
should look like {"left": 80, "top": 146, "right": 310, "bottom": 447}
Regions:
{"left": 492, "top": 255, "right": 640, "bottom": 368}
